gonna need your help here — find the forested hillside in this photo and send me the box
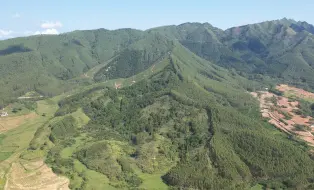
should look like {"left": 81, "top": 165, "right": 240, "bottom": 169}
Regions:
{"left": 3, "top": 18, "right": 314, "bottom": 189}
{"left": 0, "top": 29, "right": 171, "bottom": 107}
{"left": 152, "top": 18, "right": 314, "bottom": 90}
{"left": 2, "top": 18, "right": 314, "bottom": 107}
{"left": 24, "top": 44, "right": 314, "bottom": 189}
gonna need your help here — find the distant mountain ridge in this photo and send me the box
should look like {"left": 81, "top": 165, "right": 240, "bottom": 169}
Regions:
{"left": 1, "top": 18, "right": 314, "bottom": 107}
{"left": 156, "top": 18, "right": 314, "bottom": 89}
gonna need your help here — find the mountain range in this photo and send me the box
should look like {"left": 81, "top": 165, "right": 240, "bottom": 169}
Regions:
{"left": 1, "top": 18, "right": 314, "bottom": 107}
{"left": 2, "top": 18, "right": 314, "bottom": 189}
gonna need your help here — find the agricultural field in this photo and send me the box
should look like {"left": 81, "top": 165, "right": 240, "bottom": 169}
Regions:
{"left": 0, "top": 96, "right": 70, "bottom": 190}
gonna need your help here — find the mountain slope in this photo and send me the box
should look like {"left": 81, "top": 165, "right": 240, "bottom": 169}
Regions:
{"left": 153, "top": 19, "right": 314, "bottom": 90}
{"left": 2, "top": 18, "right": 314, "bottom": 107}
{"left": 3, "top": 18, "right": 314, "bottom": 190}
{"left": 93, "top": 32, "right": 174, "bottom": 81}
{"left": 24, "top": 43, "right": 314, "bottom": 189}
{"left": 0, "top": 29, "right": 170, "bottom": 107}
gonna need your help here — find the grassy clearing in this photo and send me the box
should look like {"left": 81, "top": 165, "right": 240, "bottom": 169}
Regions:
{"left": 0, "top": 135, "right": 5, "bottom": 145}
{"left": 137, "top": 172, "right": 168, "bottom": 190}
{"left": 36, "top": 99, "right": 59, "bottom": 117}
{"left": 284, "top": 91, "right": 314, "bottom": 103}
{"left": 250, "top": 184, "right": 264, "bottom": 190}
{"left": 60, "top": 135, "right": 87, "bottom": 159}
{"left": 0, "top": 152, "right": 12, "bottom": 161}
{"left": 129, "top": 163, "right": 169, "bottom": 190}
{"left": 75, "top": 160, "right": 117, "bottom": 190}
{"left": 60, "top": 144, "right": 118, "bottom": 190}
{"left": 71, "top": 109, "right": 90, "bottom": 128}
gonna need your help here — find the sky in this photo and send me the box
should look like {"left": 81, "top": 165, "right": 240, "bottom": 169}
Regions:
{"left": 1, "top": 0, "right": 314, "bottom": 39}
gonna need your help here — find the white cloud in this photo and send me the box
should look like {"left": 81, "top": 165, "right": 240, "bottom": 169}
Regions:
{"left": 12, "top": 13, "right": 21, "bottom": 18}
{"left": 34, "top": 28, "right": 59, "bottom": 35}
{"left": 41, "top": 21, "right": 62, "bottom": 29}
{"left": 0, "top": 29, "right": 13, "bottom": 38}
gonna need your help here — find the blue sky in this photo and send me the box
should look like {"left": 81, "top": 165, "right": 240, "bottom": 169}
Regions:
{"left": 1, "top": 0, "right": 314, "bottom": 39}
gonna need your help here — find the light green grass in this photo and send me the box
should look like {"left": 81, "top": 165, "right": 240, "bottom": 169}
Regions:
{"left": 60, "top": 135, "right": 87, "bottom": 159}
{"left": 0, "top": 135, "right": 5, "bottom": 145}
{"left": 132, "top": 165, "right": 169, "bottom": 190}
{"left": 73, "top": 159, "right": 117, "bottom": 190}
{"left": 250, "top": 184, "right": 264, "bottom": 190}
{"left": 71, "top": 109, "right": 90, "bottom": 128}
{"left": 0, "top": 152, "right": 12, "bottom": 161}
{"left": 284, "top": 91, "right": 314, "bottom": 103}
{"left": 36, "top": 99, "right": 59, "bottom": 117}
{"left": 84, "top": 168, "right": 117, "bottom": 190}
{"left": 138, "top": 172, "right": 168, "bottom": 190}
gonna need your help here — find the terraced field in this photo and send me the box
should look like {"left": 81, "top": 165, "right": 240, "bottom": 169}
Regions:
{"left": 0, "top": 96, "right": 70, "bottom": 190}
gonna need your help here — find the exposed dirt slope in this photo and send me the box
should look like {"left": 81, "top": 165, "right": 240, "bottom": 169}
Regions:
{"left": 252, "top": 86, "right": 314, "bottom": 146}
{"left": 5, "top": 160, "right": 69, "bottom": 190}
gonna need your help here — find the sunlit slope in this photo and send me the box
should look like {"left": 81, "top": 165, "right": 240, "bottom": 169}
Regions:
{"left": 23, "top": 42, "right": 314, "bottom": 189}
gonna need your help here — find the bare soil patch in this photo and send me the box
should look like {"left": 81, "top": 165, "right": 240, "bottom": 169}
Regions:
{"left": 252, "top": 85, "right": 314, "bottom": 146}
{"left": 5, "top": 160, "right": 69, "bottom": 190}
{"left": 0, "top": 113, "right": 37, "bottom": 133}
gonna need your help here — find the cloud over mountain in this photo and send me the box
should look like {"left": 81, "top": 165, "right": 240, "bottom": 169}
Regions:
{"left": 41, "top": 21, "right": 62, "bottom": 29}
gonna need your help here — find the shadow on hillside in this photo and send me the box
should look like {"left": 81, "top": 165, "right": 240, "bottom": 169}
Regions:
{"left": 0, "top": 45, "right": 32, "bottom": 56}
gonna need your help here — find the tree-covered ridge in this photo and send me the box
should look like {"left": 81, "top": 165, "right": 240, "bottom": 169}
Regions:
{"left": 151, "top": 18, "right": 314, "bottom": 90}
{"left": 0, "top": 28, "right": 170, "bottom": 107}
{"left": 2, "top": 18, "right": 314, "bottom": 107}
{"left": 94, "top": 33, "right": 174, "bottom": 81}
{"left": 25, "top": 43, "right": 314, "bottom": 189}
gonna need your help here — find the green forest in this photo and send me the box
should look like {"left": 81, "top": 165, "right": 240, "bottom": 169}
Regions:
{"left": 3, "top": 18, "right": 314, "bottom": 189}
{"left": 25, "top": 44, "right": 314, "bottom": 189}
{"left": 2, "top": 18, "right": 314, "bottom": 107}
